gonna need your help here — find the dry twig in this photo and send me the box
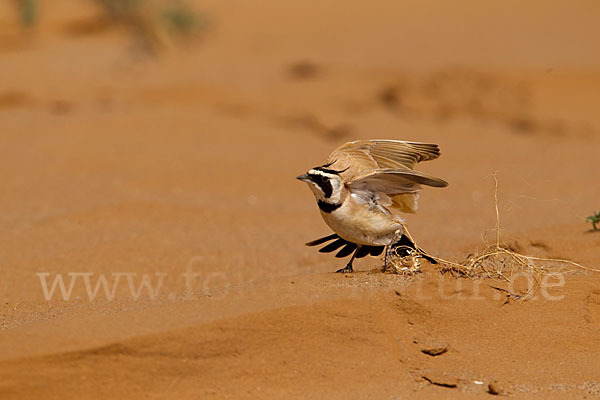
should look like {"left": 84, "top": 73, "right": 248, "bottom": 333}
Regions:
{"left": 387, "top": 173, "right": 599, "bottom": 291}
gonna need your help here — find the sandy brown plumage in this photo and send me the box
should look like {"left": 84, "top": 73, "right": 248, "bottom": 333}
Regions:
{"left": 298, "top": 139, "right": 448, "bottom": 273}
{"left": 327, "top": 140, "right": 448, "bottom": 214}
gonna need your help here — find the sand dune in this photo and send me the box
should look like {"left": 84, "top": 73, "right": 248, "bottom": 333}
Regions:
{"left": 1, "top": 0, "right": 600, "bottom": 398}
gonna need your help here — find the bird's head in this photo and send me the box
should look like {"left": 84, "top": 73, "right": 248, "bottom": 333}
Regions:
{"left": 296, "top": 165, "right": 345, "bottom": 205}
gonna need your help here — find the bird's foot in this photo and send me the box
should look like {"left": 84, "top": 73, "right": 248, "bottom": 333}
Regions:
{"left": 335, "top": 265, "right": 353, "bottom": 273}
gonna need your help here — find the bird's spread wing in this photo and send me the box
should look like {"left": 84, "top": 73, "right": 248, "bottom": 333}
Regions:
{"left": 327, "top": 140, "right": 442, "bottom": 182}
{"left": 349, "top": 169, "right": 448, "bottom": 190}
{"left": 327, "top": 140, "right": 448, "bottom": 214}
{"left": 348, "top": 171, "right": 446, "bottom": 214}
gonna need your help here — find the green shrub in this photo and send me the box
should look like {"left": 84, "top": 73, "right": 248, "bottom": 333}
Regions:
{"left": 586, "top": 210, "right": 600, "bottom": 231}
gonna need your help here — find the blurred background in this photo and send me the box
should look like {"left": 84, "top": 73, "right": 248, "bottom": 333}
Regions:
{"left": 3, "top": 3, "right": 600, "bottom": 397}
{"left": 1, "top": 0, "right": 600, "bottom": 304}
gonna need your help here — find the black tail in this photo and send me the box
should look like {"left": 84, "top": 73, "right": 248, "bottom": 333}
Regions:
{"left": 306, "top": 234, "right": 383, "bottom": 259}
{"left": 305, "top": 234, "right": 338, "bottom": 247}
{"left": 391, "top": 235, "right": 438, "bottom": 264}
{"left": 306, "top": 233, "right": 436, "bottom": 263}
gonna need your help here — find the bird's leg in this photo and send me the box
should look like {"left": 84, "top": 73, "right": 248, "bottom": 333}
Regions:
{"left": 383, "top": 244, "right": 395, "bottom": 272}
{"left": 336, "top": 246, "right": 360, "bottom": 273}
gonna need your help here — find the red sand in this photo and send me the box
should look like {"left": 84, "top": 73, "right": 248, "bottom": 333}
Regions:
{"left": 1, "top": 0, "right": 600, "bottom": 398}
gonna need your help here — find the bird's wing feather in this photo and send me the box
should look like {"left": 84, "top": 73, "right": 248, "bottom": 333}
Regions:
{"left": 390, "top": 193, "right": 420, "bottom": 214}
{"left": 326, "top": 140, "right": 442, "bottom": 182}
{"left": 349, "top": 170, "right": 448, "bottom": 191}
{"left": 325, "top": 139, "right": 447, "bottom": 215}
{"left": 348, "top": 171, "right": 447, "bottom": 215}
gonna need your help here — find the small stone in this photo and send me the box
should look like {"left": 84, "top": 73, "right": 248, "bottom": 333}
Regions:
{"left": 421, "top": 347, "right": 448, "bottom": 356}
{"left": 488, "top": 381, "right": 502, "bottom": 395}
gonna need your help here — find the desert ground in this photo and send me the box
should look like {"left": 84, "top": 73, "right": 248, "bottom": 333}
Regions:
{"left": 1, "top": 0, "right": 600, "bottom": 398}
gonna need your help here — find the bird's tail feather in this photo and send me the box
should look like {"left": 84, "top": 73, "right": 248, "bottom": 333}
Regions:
{"left": 306, "top": 233, "right": 384, "bottom": 259}
{"left": 391, "top": 235, "right": 437, "bottom": 264}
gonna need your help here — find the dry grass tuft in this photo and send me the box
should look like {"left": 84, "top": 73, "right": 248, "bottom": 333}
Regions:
{"left": 389, "top": 173, "right": 598, "bottom": 286}
{"left": 92, "top": 0, "right": 209, "bottom": 54}
{"left": 13, "top": 0, "right": 208, "bottom": 55}
{"left": 386, "top": 247, "right": 421, "bottom": 275}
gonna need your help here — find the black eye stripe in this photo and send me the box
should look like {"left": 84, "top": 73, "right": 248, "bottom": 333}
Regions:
{"left": 309, "top": 174, "right": 333, "bottom": 198}
{"left": 313, "top": 165, "right": 347, "bottom": 175}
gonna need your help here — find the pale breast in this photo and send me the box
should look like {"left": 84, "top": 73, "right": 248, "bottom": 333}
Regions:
{"left": 319, "top": 197, "right": 403, "bottom": 246}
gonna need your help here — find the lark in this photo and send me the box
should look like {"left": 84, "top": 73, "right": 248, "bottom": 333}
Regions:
{"left": 297, "top": 140, "right": 448, "bottom": 273}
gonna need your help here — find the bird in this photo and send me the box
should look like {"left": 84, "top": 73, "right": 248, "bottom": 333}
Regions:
{"left": 296, "top": 139, "right": 448, "bottom": 273}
